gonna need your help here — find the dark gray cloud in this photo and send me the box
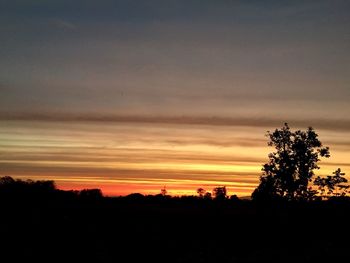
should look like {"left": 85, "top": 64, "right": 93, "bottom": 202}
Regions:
{"left": 1, "top": 0, "right": 349, "bottom": 119}
{"left": 1, "top": 112, "right": 350, "bottom": 133}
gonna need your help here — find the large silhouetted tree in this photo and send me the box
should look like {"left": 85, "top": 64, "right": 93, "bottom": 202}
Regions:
{"left": 252, "top": 123, "right": 330, "bottom": 201}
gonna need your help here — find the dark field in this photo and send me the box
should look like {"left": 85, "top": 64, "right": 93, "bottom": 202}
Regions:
{"left": 1, "top": 193, "right": 350, "bottom": 263}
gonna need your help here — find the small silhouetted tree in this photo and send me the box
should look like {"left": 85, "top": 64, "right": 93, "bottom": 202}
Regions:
{"left": 32, "top": 180, "right": 56, "bottom": 193}
{"left": 197, "top": 188, "right": 206, "bottom": 198}
{"left": 0, "top": 176, "right": 15, "bottom": 185}
{"left": 126, "top": 193, "right": 144, "bottom": 201}
{"left": 252, "top": 123, "right": 330, "bottom": 201}
{"left": 213, "top": 186, "right": 227, "bottom": 200}
{"left": 79, "top": 189, "right": 103, "bottom": 201}
{"left": 230, "top": 195, "right": 239, "bottom": 201}
{"left": 314, "top": 168, "right": 349, "bottom": 198}
{"left": 160, "top": 186, "right": 167, "bottom": 196}
{"left": 204, "top": 192, "right": 212, "bottom": 200}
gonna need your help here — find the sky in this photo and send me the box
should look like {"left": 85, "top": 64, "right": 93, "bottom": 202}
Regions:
{"left": 1, "top": 0, "right": 350, "bottom": 196}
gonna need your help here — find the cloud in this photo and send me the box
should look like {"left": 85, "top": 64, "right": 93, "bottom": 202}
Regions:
{"left": 1, "top": 112, "right": 350, "bottom": 132}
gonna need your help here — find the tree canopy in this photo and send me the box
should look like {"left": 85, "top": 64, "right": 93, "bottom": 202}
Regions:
{"left": 252, "top": 123, "right": 330, "bottom": 201}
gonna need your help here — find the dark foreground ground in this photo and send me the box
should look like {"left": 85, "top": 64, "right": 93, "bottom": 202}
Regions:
{"left": 1, "top": 195, "right": 350, "bottom": 263}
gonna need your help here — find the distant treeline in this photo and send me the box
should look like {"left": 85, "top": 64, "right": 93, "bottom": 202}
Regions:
{"left": 0, "top": 176, "right": 240, "bottom": 203}
{"left": 1, "top": 176, "right": 349, "bottom": 205}
{"left": 0, "top": 176, "right": 103, "bottom": 203}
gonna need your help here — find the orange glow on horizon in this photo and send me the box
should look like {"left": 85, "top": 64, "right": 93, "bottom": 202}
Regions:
{"left": 1, "top": 120, "right": 349, "bottom": 197}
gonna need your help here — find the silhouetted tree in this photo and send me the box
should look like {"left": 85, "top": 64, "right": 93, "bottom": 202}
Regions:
{"left": 230, "top": 195, "right": 239, "bottom": 201}
{"left": 126, "top": 193, "right": 144, "bottom": 201}
{"left": 79, "top": 189, "right": 103, "bottom": 201}
{"left": 0, "top": 176, "right": 15, "bottom": 185}
{"left": 0, "top": 176, "right": 57, "bottom": 200}
{"left": 0, "top": 176, "right": 16, "bottom": 198}
{"left": 251, "top": 175, "right": 279, "bottom": 202}
{"left": 32, "top": 180, "right": 56, "bottom": 193}
{"left": 213, "top": 186, "right": 227, "bottom": 200}
{"left": 204, "top": 192, "right": 212, "bottom": 200}
{"left": 160, "top": 186, "right": 167, "bottom": 196}
{"left": 197, "top": 188, "right": 206, "bottom": 198}
{"left": 252, "top": 123, "right": 330, "bottom": 201}
{"left": 314, "top": 168, "right": 349, "bottom": 198}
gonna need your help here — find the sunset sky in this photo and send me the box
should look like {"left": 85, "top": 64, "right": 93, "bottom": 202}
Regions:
{"left": 1, "top": 0, "right": 350, "bottom": 196}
